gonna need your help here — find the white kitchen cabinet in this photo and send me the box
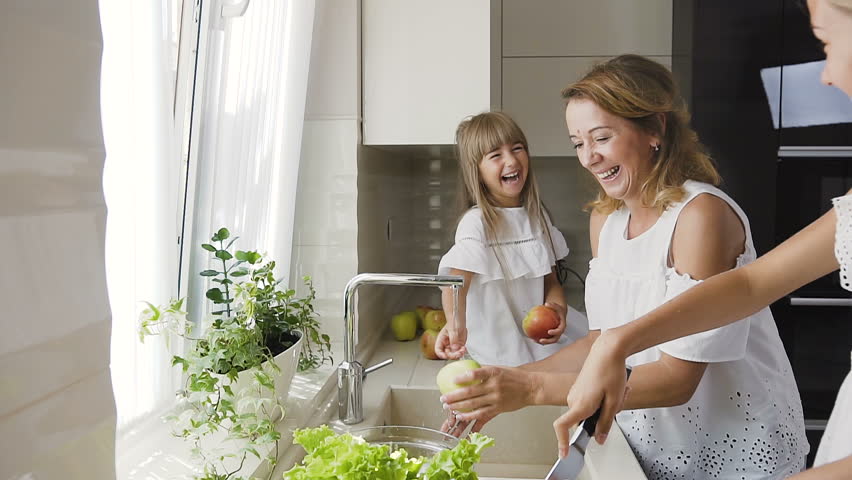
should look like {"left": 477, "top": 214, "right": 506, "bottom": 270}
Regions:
{"left": 503, "top": 56, "right": 672, "bottom": 157}
{"left": 502, "top": 0, "right": 673, "bottom": 57}
{"left": 362, "top": 0, "right": 501, "bottom": 145}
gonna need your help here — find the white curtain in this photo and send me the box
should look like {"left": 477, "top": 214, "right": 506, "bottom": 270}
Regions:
{"left": 186, "top": 0, "right": 315, "bottom": 319}
{"left": 101, "top": 0, "right": 183, "bottom": 430}
{"left": 1, "top": 1, "right": 116, "bottom": 478}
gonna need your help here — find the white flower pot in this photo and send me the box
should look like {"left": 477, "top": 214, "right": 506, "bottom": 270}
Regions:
{"left": 230, "top": 331, "right": 304, "bottom": 421}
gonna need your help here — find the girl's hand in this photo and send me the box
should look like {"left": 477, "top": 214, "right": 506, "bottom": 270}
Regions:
{"left": 556, "top": 331, "right": 630, "bottom": 455}
{"left": 539, "top": 302, "right": 568, "bottom": 345}
{"left": 440, "top": 365, "right": 537, "bottom": 424}
{"left": 435, "top": 325, "right": 468, "bottom": 360}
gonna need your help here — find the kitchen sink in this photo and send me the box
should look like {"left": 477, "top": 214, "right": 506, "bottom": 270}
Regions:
{"left": 373, "top": 385, "right": 587, "bottom": 479}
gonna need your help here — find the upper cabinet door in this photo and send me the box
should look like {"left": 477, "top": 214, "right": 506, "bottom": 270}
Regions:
{"left": 777, "top": 0, "right": 852, "bottom": 148}
{"left": 362, "top": 0, "right": 500, "bottom": 145}
{"left": 502, "top": 0, "right": 672, "bottom": 57}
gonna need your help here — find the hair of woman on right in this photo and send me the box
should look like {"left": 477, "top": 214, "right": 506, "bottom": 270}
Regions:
{"left": 559, "top": 1, "right": 852, "bottom": 478}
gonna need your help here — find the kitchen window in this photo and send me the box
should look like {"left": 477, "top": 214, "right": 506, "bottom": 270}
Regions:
{"left": 102, "top": 0, "right": 315, "bottom": 448}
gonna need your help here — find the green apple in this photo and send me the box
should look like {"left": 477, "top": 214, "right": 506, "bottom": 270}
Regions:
{"left": 415, "top": 305, "right": 435, "bottom": 325}
{"left": 423, "top": 309, "right": 447, "bottom": 331}
{"left": 436, "top": 359, "right": 482, "bottom": 396}
{"left": 390, "top": 311, "right": 418, "bottom": 341}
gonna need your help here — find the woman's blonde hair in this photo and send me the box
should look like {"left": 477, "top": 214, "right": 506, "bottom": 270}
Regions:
{"left": 455, "top": 111, "right": 557, "bottom": 279}
{"left": 561, "top": 54, "right": 720, "bottom": 215}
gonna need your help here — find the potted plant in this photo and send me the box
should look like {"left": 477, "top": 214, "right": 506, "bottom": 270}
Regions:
{"left": 139, "top": 227, "right": 333, "bottom": 480}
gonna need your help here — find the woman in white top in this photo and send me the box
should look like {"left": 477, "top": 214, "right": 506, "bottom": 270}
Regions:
{"left": 441, "top": 55, "right": 807, "bottom": 479}
{"left": 560, "top": 1, "right": 852, "bottom": 477}
{"left": 434, "top": 111, "right": 585, "bottom": 367}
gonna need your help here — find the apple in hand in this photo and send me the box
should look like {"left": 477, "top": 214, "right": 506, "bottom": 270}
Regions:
{"left": 423, "top": 309, "right": 447, "bottom": 331}
{"left": 420, "top": 329, "right": 440, "bottom": 360}
{"left": 522, "top": 305, "right": 561, "bottom": 342}
{"left": 390, "top": 311, "right": 418, "bottom": 341}
{"left": 436, "top": 359, "right": 482, "bottom": 396}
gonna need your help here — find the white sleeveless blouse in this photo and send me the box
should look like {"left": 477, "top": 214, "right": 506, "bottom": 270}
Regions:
{"left": 586, "top": 181, "right": 808, "bottom": 479}
{"left": 438, "top": 206, "right": 587, "bottom": 367}
{"left": 813, "top": 194, "right": 852, "bottom": 466}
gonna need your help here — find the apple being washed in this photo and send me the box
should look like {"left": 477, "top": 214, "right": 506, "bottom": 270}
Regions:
{"left": 436, "top": 359, "right": 482, "bottom": 398}
{"left": 522, "top": 305, "right": 561, "bottom": 342}
{"left": 420, "top": 328, "right": 440, "bottom": 360}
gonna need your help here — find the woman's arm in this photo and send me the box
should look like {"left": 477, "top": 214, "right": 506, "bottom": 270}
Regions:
{"left": 787, "top": 456, "right": 852, "bottom": 480}
{"left": 435, "top": 268, "right": 473, "bottom": 359}
{"left": 539, "top": 268, "right": 568, "bottom": 344}
{"left": 561, "top": 197, "right": 842, "bottom": 446}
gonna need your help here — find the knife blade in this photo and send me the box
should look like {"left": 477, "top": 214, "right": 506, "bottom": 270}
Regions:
{"left": 544, "top": 366, "right": 633, "bottom": 480}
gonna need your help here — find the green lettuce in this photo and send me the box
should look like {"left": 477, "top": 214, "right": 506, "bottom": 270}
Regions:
{"left": 282, "top": 425, "right": 494, "bottom": 480}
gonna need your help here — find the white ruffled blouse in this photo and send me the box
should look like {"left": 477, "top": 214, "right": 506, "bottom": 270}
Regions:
{"left": 586, "top": 181, "right": 808, "bottom": 479}
{"left": 814, "top": 194, "right": 852, "bottom": 466}
{"left": 438, "top": 206, "right": 586, "bottom": 367}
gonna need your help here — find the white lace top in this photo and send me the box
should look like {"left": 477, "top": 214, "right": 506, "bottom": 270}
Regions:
{"left": 813, "top": 194, "right": 852, "bottom": 466}
{"left": 586, "top": 181, "right": 808, "bottom": 480}
{"left": 438, "top": 206, "right": 587, "bottom": 367}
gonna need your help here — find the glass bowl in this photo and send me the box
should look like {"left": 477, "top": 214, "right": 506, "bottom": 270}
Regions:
{"left": 349, "top": 425, "right": 459, "bottom": 457}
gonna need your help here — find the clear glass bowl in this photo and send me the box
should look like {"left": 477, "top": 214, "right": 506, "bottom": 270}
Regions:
{"left": 349, "top": 425, "right": 459, "bottom": 457}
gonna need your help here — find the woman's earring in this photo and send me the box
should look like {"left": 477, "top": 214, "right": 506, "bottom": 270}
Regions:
{"left": 652, "top": 144, "right": 661, "bottom": 153}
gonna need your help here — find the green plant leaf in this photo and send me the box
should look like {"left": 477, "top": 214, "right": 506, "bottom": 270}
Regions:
{"left": 230, "top": 269, "right": 249, "bottom": 277}
{"left": 215, "top": 250, "right": 233, "bottom": 261}
{"left": 212, "top": 227, "right": 230, "bottom": 241}
{"left": 235, "top": 250, "right": 262, "bottom": 264}
{"left": 206, "top": 288, "right": 224, "bottom": 302}
{"left": 199, "top": 269, "right": 219, "bottom": 277}
{"left": 201, "top": 243, "right": 216, "bottom": 252}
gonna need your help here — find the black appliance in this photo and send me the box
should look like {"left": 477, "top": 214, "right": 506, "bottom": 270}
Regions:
{"left": 673, "top": 0, "right": 852, "bottom": 466}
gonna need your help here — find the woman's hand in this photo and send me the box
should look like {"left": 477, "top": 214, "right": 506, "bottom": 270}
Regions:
{"left": 440, "top": 365, "right": 538, "bottom": 424}
{"left": 435, "top": 324, "right": 467, "bottom": 360}
{"left": 538, "top": 301, "right": 568, "bottom": 345}
{"left": 555, "top": 331, "right": 630, "bottom": 456}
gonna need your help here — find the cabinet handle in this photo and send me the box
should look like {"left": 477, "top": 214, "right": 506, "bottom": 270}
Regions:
{"left": 788, "top": 297, "right": 852, "bottom": 307}
{"left": 778, "top": 146, "right": 852, "bottom": 158}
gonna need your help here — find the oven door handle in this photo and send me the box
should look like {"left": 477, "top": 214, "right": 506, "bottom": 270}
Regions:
{"left": 788, "top": 296, "right": 852, "bottom": 307}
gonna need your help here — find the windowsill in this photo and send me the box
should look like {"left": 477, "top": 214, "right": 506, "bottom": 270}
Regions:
{"left": 115, "top": 335, "right": 383, "bottom": 480}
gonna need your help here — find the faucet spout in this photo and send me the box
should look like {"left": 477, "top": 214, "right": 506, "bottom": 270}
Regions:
{"left": 338, "top": 273, "right": 464, "bottom": 424}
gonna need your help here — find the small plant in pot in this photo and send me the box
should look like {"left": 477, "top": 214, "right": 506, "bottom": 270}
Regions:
{"left": 139, "top": 228, "right": 333, "bottom": 480}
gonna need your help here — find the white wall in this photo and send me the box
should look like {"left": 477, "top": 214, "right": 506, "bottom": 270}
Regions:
{"left": 0, "top": 1, "right": 116, "bottom": 479}
{"left": 291, "top": 0, "right": 361, "bottom": 345}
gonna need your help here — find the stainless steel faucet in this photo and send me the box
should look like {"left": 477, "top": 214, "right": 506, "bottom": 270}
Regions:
{"left": 338, "top": 273, "right": 464, "bottom": 424}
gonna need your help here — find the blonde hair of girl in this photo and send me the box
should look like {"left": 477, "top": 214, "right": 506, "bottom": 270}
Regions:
{"left": 561, "top": 54, "right": 721, "bottom": 215}
{"left": 454, "top": 111, "right": 557, "bottom": 280}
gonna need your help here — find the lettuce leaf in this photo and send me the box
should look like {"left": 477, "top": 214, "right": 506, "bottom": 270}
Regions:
{"left": 282, "top": 426, "right": 494, "bottom": 480}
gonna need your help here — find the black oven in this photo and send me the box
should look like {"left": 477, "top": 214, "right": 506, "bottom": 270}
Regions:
{"left": 773, "top": 147, "right": 852, "bottom": 464}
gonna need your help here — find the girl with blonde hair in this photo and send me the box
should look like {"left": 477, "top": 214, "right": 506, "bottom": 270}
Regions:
{"left": 434, "top": 111, "right": 585, "bottom": 367}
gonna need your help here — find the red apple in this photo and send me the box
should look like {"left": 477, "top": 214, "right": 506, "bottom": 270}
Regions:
{"left": 420, "top": 328, "right": 440, "bottom": 360}
{"left": 522, "top": 305, "right": 561, "bottom": 342}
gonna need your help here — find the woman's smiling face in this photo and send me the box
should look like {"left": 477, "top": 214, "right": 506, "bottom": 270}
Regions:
{"left": 565, "top": 98, "right": 660, "bottom": 204}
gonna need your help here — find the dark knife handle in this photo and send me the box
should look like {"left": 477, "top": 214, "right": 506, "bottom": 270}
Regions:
{"left": 581, "top": 365, "right": 632, "bottom": 436}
